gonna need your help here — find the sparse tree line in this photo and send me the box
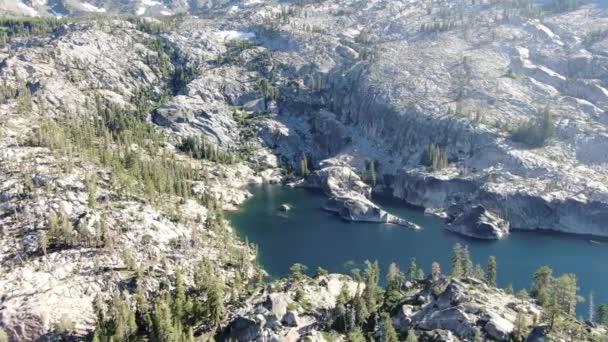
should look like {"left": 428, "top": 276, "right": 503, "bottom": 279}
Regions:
{"left": 177, "top": 136, "right": 238, "bottom": 164}
{"left": 93, "top": 263, "right": 228, "bottom": 342}
{"left": 511, "top": 107, "right": 555, "bottom": 148}
{"left": 421, "top": 144, "right": 449, "bottom": 171}
{"left": 0, "top": 17, "right": 66, "bottom": 46}
{"left": 315, "top": 242, "right": 603, "bottom": 341}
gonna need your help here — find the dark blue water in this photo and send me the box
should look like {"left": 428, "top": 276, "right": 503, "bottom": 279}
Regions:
{"left": 228, "top": 184, "right": 608, "bottom": 316}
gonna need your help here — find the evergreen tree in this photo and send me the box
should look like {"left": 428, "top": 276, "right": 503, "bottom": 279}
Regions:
{"left": 173, "top": 270, "right": 187, "bottom": 323}
{"left": 379, "top": 312, "right": 399, "bottom": 342}
{"left": 588, "top": 292, "right": 595, "bottom": 323}
{"left": 39, "top": 232, "right": 48, "bottom": 255}
{"left": 353, "top": 294, "right": 369, "bottom": 325}
{"left": 405, "top": 329, "right": 418, "bottom": 342}
{"left": 486, "top": 256, "right": 497, "bottom": 287}
{"left": 206, "top": 278, "right": 225, "bottom": 327}
{"left": 151, "top": 298, "right": 174, "bottom": 342}
{"left": 512, "top": 311, "right": 528, "bottom": 342}
{"left": 362, "top": 260, "right": 383, "bottom": 313}
{"left": 300, "top": 153, "right": 310, "bottom": 177}
{"left": 431, "top": 261, "right": 441, "bottom": 279}
{"left": 346, "top": 327, "right": 366, "bottom": 342}
{"left": 517, "top": 289, "right": 530, "bottom": 302}
{"left": 421, "top": 144, "right": 448, "bottom": 170}
{"left": 368, "top": 160, "right": 377, "bottom": 187}
{"left": 473, "top": 263, "right": 485, "bottom": 280}
{"left": 451, "top": 243, "right": 464, "bottom": 278}
{"left": 531, "top": 266, "right": 554, "bottom": 306}
{"left": 290, "top": 263, "right": 308, "bottom": 281}
{"left": 553, "top": 274, "right": 579, "bottom": 316}
{"left": 461, "top": 245, "right": 473, "bottom": 277}
{"left": 597, "top": 304, "right": 608, "bottom": 324}
{"left": 406, "top": 258, "right": 418, "bottom": 281}
{"left": 333, "top": 285, "right": 351, "bottom": 332}
{"left": 0, "top": 328, "right": 8, "bottom": 342}
{"left": 386, "top": 262, "right": 404, "bottom": 292}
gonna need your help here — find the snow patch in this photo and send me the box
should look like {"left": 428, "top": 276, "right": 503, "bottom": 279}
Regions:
{"left": 80, "top": 2, "right": 106, "bottom": 12}
{"left": 136, "top": 6, "right": 146, "bottom": 15}
{"left": 245, "top": 0, "right": 264, "bottom": 5}
{"left": 160, "top": 10, "right": 171, "bottom": 15}
{"left": 215, "top": 30, "right": 255, "bottom": 41}
{"left": 229, "top": 5, "right": 239, "bottom": 12}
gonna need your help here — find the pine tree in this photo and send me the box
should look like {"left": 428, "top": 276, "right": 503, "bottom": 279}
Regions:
{"left": 461, "top": 245, "right": 473, "bottom": 277}
{"left": 451, "top": 243, "right": 464, "bottom": 278}
{"left": 473, "top": 263, "right": 485, "bottom": 280}
{"left": 135, "top": 285, "right": 151, "bottom": 331}
{"left": 379, "top": 312, "right": 399, "bottom": 342}
{"left": 346, "top": 327, "right": 366, "bottom": 342}
{"left": 173, "top": 270, "right": 187, "bottom": 323}
{"left": 0, "top": 328, "right": 8, "bottom": 342}
{"left": 353, "top": 294, "right": 369, "bottom": 325}
{"left": 588, "top": 292, "right": 595, "bottom": 322}
{"left": 362, "top": 260, "right": 383, "bottom": 313}
{"left": 431, "top": 261, "right": 441, "bottom": 279}
{"left": 486, "top": 256, "right": 497, "bottom": 287}
{"left": 151, "top": 298, "right": 174, "bottom": 342}
{"left": 334, "top": 285, "right": 351, "bottom": 332}
{"left": 597, "top": 303, "right": 608, "bottom": 324}
{"left": 206, "top": 278, "right": 225, "bottom": 327}
{"left": 39, "top": 232, "right": 48, "bottom": 255}
{"left": 517, "top": 289, "right": 530, "bottom": 302}
{"left": 368, "top": 160, "right": 377, "bottom": 187}
{"left": 405, "top": 329, "right": 418, "bottom": 342}
{"left": 300, "top": 153, "right": 310, "bottom": 177}
{"left": 406, "top": 258, "right": 418, "bottom": 281}
{"left": 512, "top": 312, "right": 528, "bottom": 342}
{"left": 289, "top": 263, "right": 308, "bottom": 281}
{"left": 531, "top": 266, "right": 554, "bottom": 306}
{"left": 386, "top": 262, "right": 404, "bottom": 292}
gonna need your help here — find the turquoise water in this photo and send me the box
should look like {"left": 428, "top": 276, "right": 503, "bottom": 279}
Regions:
{"left": 228, "top": 184, "right": 608, "bottom": 316}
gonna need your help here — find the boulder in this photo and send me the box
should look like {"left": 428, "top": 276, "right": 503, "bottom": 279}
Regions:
{"left": 483, "top": 312, "right": 514, "bottom": 341}
{"left": 279, "top": 204, "right": 291, "bottom": 212}
{"left": 419, "top": 329, "right": 458, "bottom": 342}
{"left": 417, "top": 307, "right": 475, "bottom": 339}
{"left": 220, "top": 316, "right": 263, "bottom": 342}
{"left": 281, "top": 311, "right": 299, "bottom": 327}
{"left": 525, "top": 325, "right": 548, "bottom": 342}
{"left": 263, "top": 293, "right": 291, "bottom": 319}
{"left": 446, "top": 205, "right": 509, "bottom": 239}
{"left": 393, "top": 304, "right": 415, "bottom": 332}
{"left": 243, "top": 98, "right": 267, "bottom": 113}
{"left": 32, "top": 175, "right": 50, "bottom": 187}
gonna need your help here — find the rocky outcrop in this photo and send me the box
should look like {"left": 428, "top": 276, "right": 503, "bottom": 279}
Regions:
{"left": 446, "top": 205, "right": 510, "bottom": 239}
{"left": 221, "top": 275, "right": 582, "bottom": 342}
{"left": 219, "top": 274, "right": 362, "bottom": 342}
{"left": 407, "top": 278, "right": 542, "bottom": 341}
{"left": 309, "top": 164, "right": 421, "bottom": 229}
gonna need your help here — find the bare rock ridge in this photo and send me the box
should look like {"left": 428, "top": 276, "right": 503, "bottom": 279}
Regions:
{"left": 218, "top": 273, "right": 559, "bottom": 342}
{"left": 242, "top": 0, "right": 608, "bottom": 239}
